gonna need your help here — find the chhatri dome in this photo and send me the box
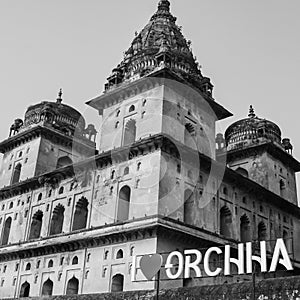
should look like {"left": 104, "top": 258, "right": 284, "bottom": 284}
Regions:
{"left": 225, "top": 106, "right": 293, "bottom": 154}
{"left": 105, "top": 0, "right": 213, "bottom": 97}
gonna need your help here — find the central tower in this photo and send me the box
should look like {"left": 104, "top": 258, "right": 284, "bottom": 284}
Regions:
{"left": 88, "top": 0, "right": 232, "bottom": 159}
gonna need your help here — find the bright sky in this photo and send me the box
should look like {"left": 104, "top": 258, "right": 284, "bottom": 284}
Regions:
{"left": 1, "top": 0, "right": 300, "bottom": 186}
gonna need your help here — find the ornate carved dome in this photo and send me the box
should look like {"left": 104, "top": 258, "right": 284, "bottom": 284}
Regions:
{"left": 23, "top": 90, "right": 86, "bottom": 136}
{"left": 104, "top": 0, "right": 213, "bottom": 97}
{"left": 225, "top": 106, "right": 283, "bottom": 151}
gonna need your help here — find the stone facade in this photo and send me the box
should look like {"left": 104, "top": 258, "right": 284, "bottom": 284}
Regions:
{"left": 0, "top": 0, "right": 300, "bottom": 299}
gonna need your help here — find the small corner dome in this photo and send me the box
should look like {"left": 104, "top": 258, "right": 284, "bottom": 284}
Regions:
{"left": 225, "top": 105, "right": 282, "bottom": 151}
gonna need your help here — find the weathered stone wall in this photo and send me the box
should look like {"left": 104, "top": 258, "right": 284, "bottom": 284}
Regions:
{"left": 4, "top": 276, "right": 300, "bottom": 300}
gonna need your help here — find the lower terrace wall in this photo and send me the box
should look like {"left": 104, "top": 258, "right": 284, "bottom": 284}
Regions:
{"left": 4, "top": 276, "right": 300, "bottom": 300}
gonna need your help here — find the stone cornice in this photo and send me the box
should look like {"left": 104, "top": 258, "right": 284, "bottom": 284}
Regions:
{"left": 86, "top": 68, "right": 232, "bottom": 120}
{"left": 0, "top": 125, "right": 96, "bottom": 154}
{"left": 218, "top": 141, "right": 300, "bottom": 172}
{"left": 0, "top": 215, "right": 233, "bottom": 262}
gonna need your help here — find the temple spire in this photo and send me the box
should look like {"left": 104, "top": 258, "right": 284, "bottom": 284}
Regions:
{"left": 248, "top": 105, "right": 256, "bottom": 118}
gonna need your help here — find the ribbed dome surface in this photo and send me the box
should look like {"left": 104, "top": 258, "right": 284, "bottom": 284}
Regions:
{"left": 24, "top": 95, "right": 86, "bottom": 135}
{"left": 225, "top": 106, "right": 282, "bottom": 151}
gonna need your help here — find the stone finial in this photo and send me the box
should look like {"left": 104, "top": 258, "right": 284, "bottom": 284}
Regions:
{"left": 158, "top": 0, "right": 170, "bottom": 11}
{"left": 248, "top": 105, "right": 256, "bottom": 118}
{"left": 56, "top": 88, "right": 63, "bottom": 104}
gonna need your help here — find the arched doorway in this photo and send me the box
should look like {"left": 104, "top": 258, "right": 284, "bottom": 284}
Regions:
{"left": 117, "top": 186, "right": 131, "bottom": 221}
{"left": 123, "top": 119, "right": 136, "bottom": 146}
{"left": 1, "top": 217, "right": 12, "bottom": 245}
{"left": 28, "top": 210, "right": 43, "bottom": 240}
{"left": 258, "top": 221, "right": 267, "bottom": 241}
{"left": 240, "top": 214, "right": 251, "bottom": 242}
{"left": 111, "top": 274, "right": 124, "bottom": 292}
{"left": 49, "top": 204, "right": 65, "bottom": 236}
{"left": 41, "top": 279, "right": 53, "bottom": 296}
{"left": 72, "top": 197, "right": 89, "bottom": 231}
{"left": 184, "top": 189, "right": 194, "bottom": 224}
{"left": 12, "top": 163, "right": 22, "bottom": 184}
{"left": 220, "top": 206, "right": 232, "bottom": 238}
{"left": 66, "top": 276, "right": 79, "bottom": 295}
{"left": 19, "top": 281, "right": 30, "bottom": 298}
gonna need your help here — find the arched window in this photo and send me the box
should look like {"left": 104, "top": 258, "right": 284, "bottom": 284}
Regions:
{"left": 117, "top": 186, "right": 131, "bottom": 221}
{"left": 280, "top": 179, "right": 286, "bottom": 197}
{"left": 116, "top": 249, "right": 123, "bottom": 259}
{"left": 41, "top": 279, "right": 53, "bottom": 296}
{"left": 11, "top": 163, "right": 22, "bottom": 184}
{"left": 36, "top": 260, "right": 40, "bottom": 269}
{"left": 58, "top": 186, "right": 64, "bottom": 195}
{"left": 56, "top": 156, "right": 73, "bottom": 168}
{"left": 129, "top": 105, "right": 135, "bottom": 112}
{"left": 124, "top": 167, "right": 129, "bottom": 175}
{"left": 123, "top": 119, "right": 136, "bottom": 146}
{"left": 37, "top": 193, "right": 42, "bottom": 201}
{"left": 28, "top": 210, "right": 43, "bottom": 240}
{"left": 25, "top": 263, "right": 31, "bottom": 271}
{"left": 240, "top": 214, "right": 251, "bottom": 242}
{"left": 236, "top": 167, "right": 249, "bottom": 178}
{"left": 184, "top": 123, "right": 196, "bottom": 146}
{"left": 104, "top": 250, "right": 109, "bottom": 260}
{"left": 258, "top": 222, "right": 267, "bottom": 241}
{"left": 72, "top": 256, "right": 78, "bottom": 265}
{"left": 48, "top": 190, "right": 52, "bottom": 197}
{"left": 48, "top": 260, "right": 53, "bottom": 268}
{"left": 111, "top": 274, "right": 124, "bottom": 292}
{"left": 223, "top": 187, "right": 228, "bottom": 195}
{"left": 49, "top": 204, "right": 65, "bottom": 236}
{"left": 116, "top": 110, "right": 120, "bottom": 117}
{"left": 66, "top": 277, "right": 79, "bottom": 295}
{"left": 19, "top": 281, "right": 30, "bottom": 298}
{"left": 72, "top": 197, "right": 88, "bottom": 231}
{"left": 184, "top": 189, "right": 194, "bottom": 224}
{"left": 130, "top": 246, "right": 134, "bottom": 256}
{"left": 1, "top": 217, "right": 12, "bottom": 245}
{"left": 111, "top": 170, "right": 115, "bottom": 179}
{"left": 220, "top": 206, "right": 232, "bottom": 238}
{"left": 9, "top": 202, "right": 13, "bottom": 209}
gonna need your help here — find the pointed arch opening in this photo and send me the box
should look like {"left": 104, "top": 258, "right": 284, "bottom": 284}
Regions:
{"left": 41, "top": 279, "right": 53, "bottom": 296}
{"left": 111, "top": 274, "right": 124, "bottom": 292}
{"left": 72, "top": 197, "right": 89, "bottom": 231}
{"left": 236, "top": 167, "right": 249, "bottom": 178}
{"left": 56, "top": 156, "right": 73, "bottom": 168}
{"left": 72, "top": 256, "right": 78, "bottom": 265}
{"left": 28, "top": 210, "right": 43, "bottom": 240}
{"left": 123, "top": 119, "right": 136, "bottom": 146}
{"left": 258, "top": 221, "right": 267, "bottom": 241}
{"left": 1, "top": 217, "right": 12, "bottom": 245}
{"left": 184, "top": 123, "right": 196, "bottom": 147}
{"left": 184, "top": 189, "right": 194, "bottom": 224}
{"left": 66, "top": 276, "right": 79, "bottom": 295}
{"left": 12, "top": 163, "right": 22, "bottom": 184}
{"left": 117, "top": 186, "right": 131, "bottom": 222}
{"left": 240, "top": 214, "right": 251, "bottom": 242}
{"left": 116, "top": 249, "right": 124, "bottom": 259}
{"left": 19, "top": 281, "right": 30, "bottom": 298}
{"left": 220, "top": 206, "right": 232, "bottom": 238}
{"left": 49, "top": 204, "right": 65, "bottom": 236}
